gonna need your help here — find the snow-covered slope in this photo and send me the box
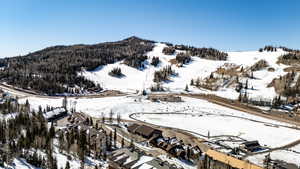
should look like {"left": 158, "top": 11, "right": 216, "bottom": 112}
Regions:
{"left": 82, "top": 43, "right": 288, "bottom": 100}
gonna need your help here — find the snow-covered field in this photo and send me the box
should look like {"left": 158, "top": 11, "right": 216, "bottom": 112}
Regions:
{"left": 246, "top": 150, "right": 300, "bottom": 167}
{"left": 18, "top": 95, "right": 300, "bottom": 166}
{"left": 134, "top": 113, "right": 300, "bottom": 148}
{"left": 82, "top": 43, "right": 288, "bottom": 101}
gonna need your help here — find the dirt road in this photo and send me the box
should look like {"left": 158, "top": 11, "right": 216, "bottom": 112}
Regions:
{"left": 0, "top": 83, "right": 126, "bottom": 99}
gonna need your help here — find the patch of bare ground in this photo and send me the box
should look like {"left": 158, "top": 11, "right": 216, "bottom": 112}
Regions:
{"left": 249, "top": 59, "right": 269, "bottom": 71}
{"left": 277, "top": 53, "right": 300, "bottom": 66}
{"left": 191, "top": 63, "right": 242, "bottom": 91}
{"left": 215, "top": 63, "right": 241, "bottom": 76}
{"left": 169, "top": 58, "right": 178, "bottom": 66}
{"left": 268, "top": 71, "right": 300, "bottom": 97}
{"left": 284, "top": 66, "right": 300, "bottom": 72}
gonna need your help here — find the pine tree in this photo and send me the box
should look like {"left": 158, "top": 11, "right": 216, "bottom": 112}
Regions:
{"left": 101, "top": 113, "right": 105, "bottom": 123}
{"left": 130, "top": 138, "right": 134, "bottom": 149}
{"left": 116, "top": 113, "right": 121, "bottom": 125}
{"left": 121, "top": 137, "right": 125, "bottom": 148}
{"left": 65, "top": 161, "right": 70, "bottom": 169}
{"left": 185, "top": 84, "right": 189, "bottom": 92}
{"left": 49, "top": 122, "right": 55, "bottom": 138}
{"left": 113, "top": 128, "right": 117, "bottom": 148}
{"left": 196, "top": 78, "right": 200, "bottom": 87}
{"left": 209, "top": 73, "right": 214, "bottom": 79}
{"left": 109, "top": 131, "right": 113, "bottom": 150}
{"left": 238, "top": 92, "right": 242, "bottom": 102}
{"left": 109, "top": 110, "right": 114, "bottom": 123}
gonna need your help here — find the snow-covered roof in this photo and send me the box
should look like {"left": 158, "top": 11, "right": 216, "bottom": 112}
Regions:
{"left": 43, "top": 108, "right": 66, "bottom": 120}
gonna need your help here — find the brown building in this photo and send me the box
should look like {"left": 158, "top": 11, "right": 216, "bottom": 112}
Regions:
{"left": 127, "top": 124, "right": 162, "bottom": 139}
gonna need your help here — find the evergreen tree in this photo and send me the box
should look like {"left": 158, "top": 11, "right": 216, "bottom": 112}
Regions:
{"left": 190, "top": 79, "right": 194, "bottom": 86}
{"left": 65, "top": 161, "right": 70, "bottom": 169}
{"left": 121, "top": 137, "right": 125, "bottom": 148}
{"left": 185, "top": 84, "right": 189, "bottom": 92}
{"left": 113, "top": 128, "right": 117, "bottom": 148}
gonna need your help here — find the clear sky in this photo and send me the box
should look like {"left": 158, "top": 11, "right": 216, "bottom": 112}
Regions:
{"left": 1, "top": 0, "right": 300, "bottom": 57}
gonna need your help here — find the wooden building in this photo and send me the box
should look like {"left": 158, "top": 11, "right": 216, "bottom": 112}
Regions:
{"left": 127, "top": 124, "right": 162, "bottom": 139}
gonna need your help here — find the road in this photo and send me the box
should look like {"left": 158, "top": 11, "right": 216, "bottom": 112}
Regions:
{"left": 0, "top": 83, "right": 126, "bottom": 99}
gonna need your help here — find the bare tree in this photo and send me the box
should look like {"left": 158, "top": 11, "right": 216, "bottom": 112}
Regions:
{"left": 117, "top": 113, "right": 121, "bottom": 125}
{"left": 109, "top": 110, "right": 114, "bottom": 123}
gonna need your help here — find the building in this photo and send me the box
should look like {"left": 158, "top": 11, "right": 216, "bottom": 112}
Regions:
{"left": 43, "top": 108, "right": 67, "bottom": 122}
{"left": 127, "top": 124, "right": 162, "bottom": 139}
{"left": 240, "top": 140, "right": 261, "bottom": 152}
{"left": 199, "top": 149, "right": 263, "bottom": 169}
{"left": 108, "top": 148, "right": 181, "bottom": 169}
{"left": 141, "top": 158, "right": 180, "bottom": 169}
{"left": 108, "top": 148, "right": 151, "bottom": 169}
{"left": 148, "top": 95, "right": 182, "bottom": 102}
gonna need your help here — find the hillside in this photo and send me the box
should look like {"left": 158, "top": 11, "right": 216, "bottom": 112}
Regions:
{"left": 0, "top": 37, "right": 227, "bottom": 96}
{"left": 0, "top": 37, "right": 299, "bottom": 106}
{"left": 82, "top": 43, "right": 294, "bottom": 104}
{"left": 0, "top": 36, "right": 155, "bottom": 95}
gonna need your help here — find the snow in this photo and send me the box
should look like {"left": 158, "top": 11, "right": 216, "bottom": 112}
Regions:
{"left": 20, "top": 95, "right": 300, "bottom": 149}
{"left": 135, "top": 113, "right": 300, "bottom": 148}
{"left": 81, "top": 43, "right": 288, "bottom": 101}
{"left": 16, "top": 93, "right": 300, "bottom": 167}
{"left": 246, "top": 150, "right": 300, "bottom": 167}
{"left": 291, "top": 144, "right": 300, "bottom": 152}
{"left": 1, "top": 158, "right": 42, "bottom": 169}
{"left": 0, "top": 112, "right": 19, "bottom": 120}
{"left": 131, "top": 156, "right": 154, "bottom": 168}
{"left": 43, "top": 107, "right": 66, "bottom": 120}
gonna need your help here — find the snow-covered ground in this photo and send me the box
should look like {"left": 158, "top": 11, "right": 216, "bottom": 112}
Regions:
{"left": 0, "top": 139, "right": 108, "bottom": 169}
{"left": 18, "top": 95, "right": 300, "bottom": 166}
{"left": 134, "top": 113, "right": 300, "bottom": 148}
{"left": 81, "top": 43, "right": 288, "bottom": 101}
{"left": 246, "top": 150, "right": 300, "bottom": 167}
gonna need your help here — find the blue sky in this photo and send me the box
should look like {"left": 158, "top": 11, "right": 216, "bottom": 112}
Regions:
{"left": 1, "top": 0, "right": 300, "bottom": 57}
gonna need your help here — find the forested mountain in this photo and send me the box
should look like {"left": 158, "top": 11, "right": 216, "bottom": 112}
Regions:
{"left": 0, "top": 36, "right": 229, "bottom": 96}
{"left": 0, "top": 36, "right": 155, "bottom": 95}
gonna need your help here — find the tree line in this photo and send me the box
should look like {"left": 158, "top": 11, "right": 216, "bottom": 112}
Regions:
{"left": 162, "top": 44, "right": 228, "bottom": 60}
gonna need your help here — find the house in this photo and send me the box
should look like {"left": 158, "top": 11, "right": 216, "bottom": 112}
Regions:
{"left": 134, "top": 125, "right": 162, "bottom": 139}
{"left": 127, "top": 124, "right": 162, "bottom": 139}
{"left": 43, "top": 108, "right": 67, "bottom": 122}
{"left": 149, "top": 135, "right": 163, "bottom": 146}
{"left": 127, "top": 123, "right": 140, "bottom": 133}
{"left": 175, "top": 149, "right": 186, "bottom": 159}
{"left": 108, "top": 148, "right": 153, "bottom": 169}
{"left": 141, "top": 158, "right": 180, "bottom": 169}
{"left": 240, "top": 140, "right": 261, "bottom": 152}
{"left": 203, "top": 149, "right": 263, "bottom": 169}
{"left": 189, "top": 146, "right": 202, "bottom": 162}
